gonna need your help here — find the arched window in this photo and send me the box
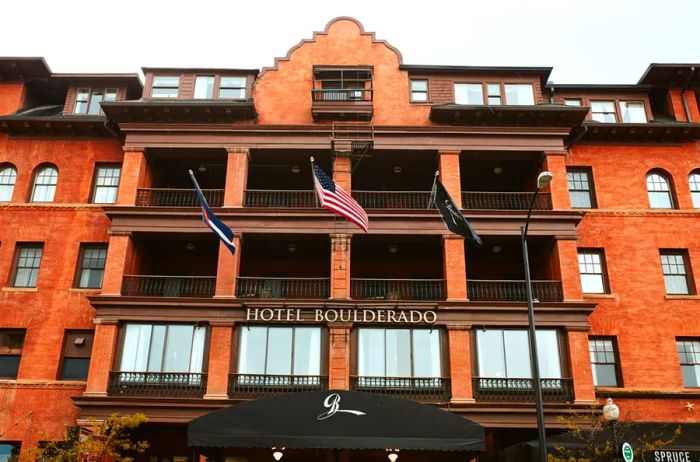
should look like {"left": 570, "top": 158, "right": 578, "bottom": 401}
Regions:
{"left": 646, "top": 171, "right": 674, "bottom": 209}
{"left": 689, "top": 170, "right": 700, "bottom": 208}
{"left": 30, "top": 165, "right": 58, "bottom": 203}
{"left": 0, "top": 165, "right": 17, "bottom": 202}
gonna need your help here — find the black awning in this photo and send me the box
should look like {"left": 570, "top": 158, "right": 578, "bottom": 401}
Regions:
{"left": 187, "top": 390, "right": 484, "bottom": 451}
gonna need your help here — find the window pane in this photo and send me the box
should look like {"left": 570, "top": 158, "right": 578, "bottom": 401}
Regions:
{"left": 293, "top": 327, "right": 320, "bottom": 375}
{"left": 504, "top": 84, "right": 534, "bottom": 105}
{"left": 31, "top": 167, "right": 58, "bottom": 203}
{"left": 476, "top": 330, "right": 506, "bottom": 377}
{"left": 454, "top": 84, "right": 484, "bottom": 105}
{"left": 194, "top": 76, "right": 215, "bottom": 99}
{"left": 93, "top": 166, "right": 121, "bottom": 204}
{"left": 620, "top": 101, "right": 647, "bottom": 123}
{"left": 411, "top": 80, "right": 427, "bottom": 91}
{"left": 87, "top": 92, "right": 103, "bottom": 115}
{"left": 536, "top": 330, "right": 562, "bottom": 378}
{"left": 266, "top": 327, "right": 292, "bottom": 375}
{"left": 218, "top": 88, "right": 246, "bottom": 99}
{"left": 581, "top": 274, "right": 605, "bottom": 293}
{"left": 147, "top": 325, "right": 166, "bottom": 372}
{"left": 0, "top": 443, "right": 20, "bottom": 462}
{"left": 163, "top": 325, "right": 194, "bottom": 372}
{"left": 647, "top": 173, "right": 673, "bottom": 208}
{"left": 0, "top": 356, "right": 20, "bottom": 378}
{"left": 189, "top": 326, "right": 206, "bottom": 373}
{"left": 564, "top": 99, "right": 582, "bottom": 106}
{"left": 220, "top": 76, "right": 245, "bottom": 87}
{"left": 412, "top": 330, "right": 441, "bottom": 377}
{"left": 385, "top": 329, "right": 411, "bottom": 377}
{"left": 591, "top": 101, "right": 617, "bottom": 123}
{"left": 104, "top": 89, "right": 117, "bottom": 102}
{"left": 412, "top": 91, "right": 427, "bottom": 102}
{"left": 593, "top": 364, "right": 618, "bottom": 387}
{"left": 61, "top": 357, "right": 90, "bottom": 380}
{"left": 151, "top": 88, "right": 178, "bottom": 98}
{"left": 682, "top": 365, "right": 700, "bottom": 387}
{"left": 78, "top": 246, "right": 107, "bottom": 289}
{"left": 238, "top": 327, "right": 267, "bottom": 374}
{"left": 13, "top": 246, "right": 43, "bottom": 288}
{"left": 120, "top": 324, "right": 152, "bottom": 371}
{"left": 570, "top": 191, "right": 592, "bottom": 208}
{"left": 504, "top": 330, "right": 531, "bottom": 377}
{"left": 153, "top": 76, "right": 180, "bottom": 87}
{"left": 358, "top": 329, "right": 385, "bottom": 376}
{"left": 0, "top": 167, "right": 16, "bottom": 202}
{"left": 664, "top": 275, "right": 689, "bottom": 295}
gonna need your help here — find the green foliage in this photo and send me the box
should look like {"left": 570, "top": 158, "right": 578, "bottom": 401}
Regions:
{"left": 29, "top": 413, "right": 149, "bottom": 462}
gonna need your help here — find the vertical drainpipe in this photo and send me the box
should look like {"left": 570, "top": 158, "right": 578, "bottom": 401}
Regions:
{"left": 681, "top": 66, "right": 697, "bottom": 122}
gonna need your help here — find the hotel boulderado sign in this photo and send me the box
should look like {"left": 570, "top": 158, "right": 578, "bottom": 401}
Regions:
{"left": 246, "top": 307, "right": 437, "bottom": 324}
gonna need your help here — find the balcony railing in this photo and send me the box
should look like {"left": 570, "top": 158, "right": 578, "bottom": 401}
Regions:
{"left": 121, "top": 275, "right": 216, "bottom": 298}
{"left": 467, "top": 280, "right": 563, "bottom": 302}
{"left": 228, "top": 374, "right": 328, "bottom": 399}
{"left": 236, "top": 277, "right": 330, "bottom": 299}
{"left": 244, "top": 190, "right": 316, "bottom": 208}
{"left": 462, "top": 191, "right": 552, "bottom": 210}
{"left": 351, "top": 279, "right": 446, "bottom": 300}
{"left": 107, "top": 371, "right": 206, "bottom": 398}
{"left": 135, "top": 188, "right": 224, "bottom": 207}
{"left": 312, "top": 88, "right": 373, "bottom": 102}
{"left": 472, "top": 377, "right": 574, "bottom": 403}
{"left": 351, "top": 376, "right": 451, "bottom": 401}
{"left": 353, "top": 191, "right": 434, "bottom": 209}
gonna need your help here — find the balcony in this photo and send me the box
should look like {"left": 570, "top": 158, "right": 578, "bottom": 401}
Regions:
{"left": 350, "top": 279, "right": 445, "bottom": 301}
{"left": 121, "top": 275, "right": 216, "bottom": 298}
{"left": 467, "top": 280, "right": 563, "bottom": 302}
{"left": 136, "top": 188, "right": 224, "bottom": 207}
{"left": 228, "top": 374, "right": 328, "bottom": 399}
{"left": 107, "top": 371, "right": 207, "bottom": 398}
{"left": 311, "top": 67, "right": 373, "bottom": 120}
{"left": 461, "top": 191, "right": 552, "bottom": 210}
{"left": 472, "top": 377, "right": 574, "bottom": 403}
{"left": 236, "top": 277, "right": 330, "bottom": 299}
{"left": 243, "top": 190, "right": 316, "bottom": 208}
{"left": 351, "top": 376, "right": 451, "bottom": 402}
{"left": 353, "top": 191, "right": 433, "bottom": 209}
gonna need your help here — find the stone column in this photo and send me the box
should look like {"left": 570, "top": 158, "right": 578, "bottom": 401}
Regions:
{"left": 116, "top": 148, "right": 150, "bottom": 206}
{"left": 84, "top": 320, "right": 119, "bottom": 397}
{"left": 223, "top": 147, "right": 249, "bottom": 207}
{"left": 330, "top": 234, "right": 351, "bottom": 300}
{"left": 439, "top": 151, "right": 462, "bottom": 207}
{"left": 204, "top": 322, "right": 234, "bottom": 399}
{"left": 567, "top": 329, "right": 596, "bottom": 405}
{"left": 443, "top": 235, "right": 468, "bottom": 300}
{"left": 101, "top": 232, "right": 134, "bottom": 296}
{"left": 448, "top": 326, "right": 475, "bottom": 404}
{"left": 215, "top": 237, "right": 242, "bottom": 297}
{"left": 543, "top": 152, "right": 570, "bottom": 210}
{"left": 328, "top": 323, "right": 351, "bottom": 390}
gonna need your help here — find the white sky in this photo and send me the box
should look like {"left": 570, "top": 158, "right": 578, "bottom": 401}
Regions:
{"left": 2, "top": 0, "right": 699, "bottom": 84}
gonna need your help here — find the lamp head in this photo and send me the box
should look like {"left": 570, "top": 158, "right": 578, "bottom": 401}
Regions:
{"left": 603, "top": 397, "right": 620, "bottom": 421}
{"left": 537, "top": 171, "right": 554, "bottom": 189}
{"left": 272, "top": 448, "right": 284, "bottom": 461}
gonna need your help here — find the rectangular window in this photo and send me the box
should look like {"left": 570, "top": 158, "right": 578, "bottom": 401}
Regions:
{"left": 218, "top": 76, "right": 246, "bottom": 99}
{"left": 589, "top": 337, "right": 621, "bottom": 387}
{"left": 75, "top": 244, "right": 107, "bottom": 289}
{"left": 476, "top": 329, "right": 562, "bottom": 378}
{"left": 92, "top": 165, "right": 121, "bottom": 204}
{"left": 151, "top": 76, "right": 180, "bottom": 98}
{"left": 357, "top": 328, "right": 441, "bottom": 379}
{"left": 238, "top": 326, "right": 321, "bottom": 377}
{"left": 0, "top": 330, "right": 25, "bottom": 379}
{"left": 194, "top": 76, "right": 215, "bottom": 99}
{"left": 60, "top": 331, "right": 94, "bottom": 380}
{"left": 0, "top": 442, "right": 21, "bottom": 462}
{"left": 104, "top": 89, "right": 118, "bottom": 102}
{"left": 454, "top": 83, "right": 484, "bottom": 105}
{"left": 74, "top": 89, "right": 90, "bottom": 114}
{"left": 677, "top": 338, "right": 700, "bottom": 387}
{"left": 660, "top": 251, "right": 693, "bottom": 295}
{"left": 567, "top": 168, "right": 596, "bottom": 208}
{"left": 564, "top": 99, "right": 582, "bottom": 106}
{"left": 12, "top": 244, "right": 43, "bottom": 288}
{"left": 410, "top": 80, "right": 428, "bottom": 102}
{"left": 620, "top": 101, "right": 647, "bottom": 123}
{"left": 74, "top": 89, "right": 117, "bottom": 115}
{"left": 487, "top": 83, "right": 501, "bottom": 105}
{"left": 578, "top": 249, "right": 608, "bottom": 294}
{"left": 504, "top": 84, "right": 535, "bottom": 105}
{"left": 591, "top": 101, "right": 617, "bottom": 123}
{"left": 118, "top": 324, "right": 207, "bottom": 373}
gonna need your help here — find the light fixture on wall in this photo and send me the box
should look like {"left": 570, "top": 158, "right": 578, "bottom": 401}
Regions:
{"left": 186, "top": 242, "right": 196, "bottom": 251}
{"left": 291, "top": 165, "right": 301, "bottom": 174}
{"left": 388, "top": 244, "right": 398, "bottom": 254}
{"left": 272, "top": 448, "right": 284, "bottom": 461}
{"left": 386, "top": 449, "right": 399, "bottom": 462}
{"left": 492, "top": 245, "right": 502, "bottom": 254}
{"left": 288, "top": 243, "right": 297, "bottom": 253}
{"left": 392, "top": 166, "right": 402, "bottom": 174}
{"left": 198, "top": 163, "right": 208, "bottom": 173}
{"left": 493, "top": 166, "right": 503, "bottom": 175}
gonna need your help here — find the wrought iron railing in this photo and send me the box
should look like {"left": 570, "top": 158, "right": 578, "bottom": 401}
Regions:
{"left": 350, "top": 279, "right": 446, "bottom": 300}
{"left": 467, "top": 280, "right": 563, "bottom": 302}
{"left": 107, "top": 371, "right": 206, "bottom": 398}
{"left": 462, "top": 191, "right": 552, "bottom": 210}
{"left": 351, "top": 376, "right": 451, "bottom": 401}
{"left": 228, "top": 374, "right": 328, "bottom": 398}
{"left": 352, "top": 191, "right": 434, "bottom": 209}
{"left": 121, "top": 275, "right": 216, "bottom": 297}
{"left": 135, "top": 188, "right": 224, "bottom": 207}
{"left": 243, "top": 190, "right": 317, "bottom": 208}
{"left": 472, "top": 377, "right": 574, "bottom": 403}
{"left": 312, "top": 88, "right": 373, "bottom": 102}
{"left": 236, "top": 277, "right": 330, "bottom": 299}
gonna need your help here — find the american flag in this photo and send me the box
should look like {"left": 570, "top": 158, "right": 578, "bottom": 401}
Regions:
{"left": 312, "top": 163, "right": 368, "bottom": 232}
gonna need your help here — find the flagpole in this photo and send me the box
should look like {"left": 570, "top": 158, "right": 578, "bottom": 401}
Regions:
{"left": 309, "top": 157, "right": 319, "bottom": 208}
{"left": 427, "top": 170, "right": 439, "bottom": 209}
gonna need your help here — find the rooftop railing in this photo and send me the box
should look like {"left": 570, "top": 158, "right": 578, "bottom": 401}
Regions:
{"left": 351, "top": 376, "right": 451, "bottom": 401}
{"left": 107, "top": 371, "right": 206, "bottom": 398}
{"left": 228, "top": 374, "right": 328, "bottom": 399}
{"left": 236, "top": 277, "right": 330, "bottom": 299}
{"left": 462, "top": 191, "right": 552, "bottom": 210}
{"left": 352, "top": 191, "right": 434, "bottom": 209}
{"left": 121, "top": 275, "right": 216, "bottom": 298}
{"left": 243, "top": 190, "right": 316, "bottom": 208}
{"left": 472, "top": 377, "right": 574, "bottom": 403}
{"left": 467, "top": 279, "right": 563, "bottom": 302}
{"left": 135, "top": 188, "right": 224, "bottom": 207}
{"left": 350, "top": 278, "right": 446, "bottom": 301}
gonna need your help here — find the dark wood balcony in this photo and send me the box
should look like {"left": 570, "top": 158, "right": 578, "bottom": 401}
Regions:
{"left": 243, "top": 190, "right": 316, "bottom": 208}
{"left": 121, "top": 275, "right": 216, "bottom": 298}
{"left": 472, "top": 377, "right": 574, "bottom": 403}
{"left": 107, "top": 371, "right": 206, "bottom": 398}
{"left": 462, "top": 191, "right": 552, "bottom": 210}
{"left": 135, "top": 188, "right": 223, "bottom": 207}
{"left": 228, "top": 374, "right": 328, "bottom": 399}
{"left": 311, "top": 88, "right": 373, "bottom": 120}
{"left": 351, "top": 376, "right": 451, "bottom": 402}
{"left": 467, "top": 280, "right": 563, "bottom": 302}
{"left": 350, "top": 279, "right": 446, "bottom": 301}
{"left": 353, "top": 191, "right": 433, "bottom": 209}
{"left": 236, "top": 277, "right": 330, "bottom": 299}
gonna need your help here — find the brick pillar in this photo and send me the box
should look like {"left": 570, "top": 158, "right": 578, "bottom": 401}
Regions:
{"left": 116, "top": 149, "right": 150, "bottom": 206}
{"left": 553, "top": 239, "right": 583, "bottom": 301}
{"left": 84, "top": 321, "right": 119, "bottom": 397}
{"left": 204, "top": 322, "right": 234, "bottom": 399}
{"left": 215, "top": 237, "right": 242, "bottom": 297}
{"left": 543, "top": 152, "right": 570, "bottom": 210}
{"left": 567, "top": 329, "right": 596, "bottom": 405}
{"left": 328, "top": 323, "right": 351, "bottom": 390}
{"left": 439, "top": 151, "right": 462, "bottom": 207}
{"left": 667, "top": 89, "right": 700, "bottom": 123}
{"left": 330, "top": 234, "right": 351, "bottom": 300}
{"left": 224, "top": 147, "right": 249, "bottom": 207}
{"left": 333, "top": 155, "right": 352, "bottom": 191}
{"left": 448, "top": 326, "right": 474, "bottom": 404}
{"left": 101, "top": 232, "right": 134, "bottom": 296}
{"left": 443, "top": 235, "right": 468, "bottom": 300}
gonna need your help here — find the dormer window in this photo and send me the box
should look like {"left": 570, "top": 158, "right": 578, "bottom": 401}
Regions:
{"left": 312, "top": 67, "right": 372, "bottom": 102}
{"left": 620, "top": 101, "right": 646, "bottom": 123}
{"left": 591, "top": 101, "right": 617, "bottom": 123}
{"left": 151, "top": 75, "right": 180, "bottom": 98}
{"left": 194, "top": 76, "right": 215, "bottom": 99}
{"left": 74, "top": 88, "right": 117, "bottom": 115}
{"left": 219, "top": 77, "right": 247, "bottom": 99}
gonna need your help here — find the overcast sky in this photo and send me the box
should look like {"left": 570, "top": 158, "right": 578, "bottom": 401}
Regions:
{"left": 3, "top": 0, "right": 699, "bottom": 84}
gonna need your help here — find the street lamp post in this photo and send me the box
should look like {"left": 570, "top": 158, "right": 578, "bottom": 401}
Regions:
{"left": 522, "top": 171, "right": 554, "bottom": 462}
{"left": 603, "top": 398, "right": 621, "bottom": 461}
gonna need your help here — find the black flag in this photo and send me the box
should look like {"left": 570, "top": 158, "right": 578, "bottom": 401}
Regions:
{"left": 433, "top": 179, "right": 482, "bottom": 245}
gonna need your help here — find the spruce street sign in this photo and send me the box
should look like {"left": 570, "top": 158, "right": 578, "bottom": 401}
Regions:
{"left": 623, "top": 442, "right": 634, "bottom": 462}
